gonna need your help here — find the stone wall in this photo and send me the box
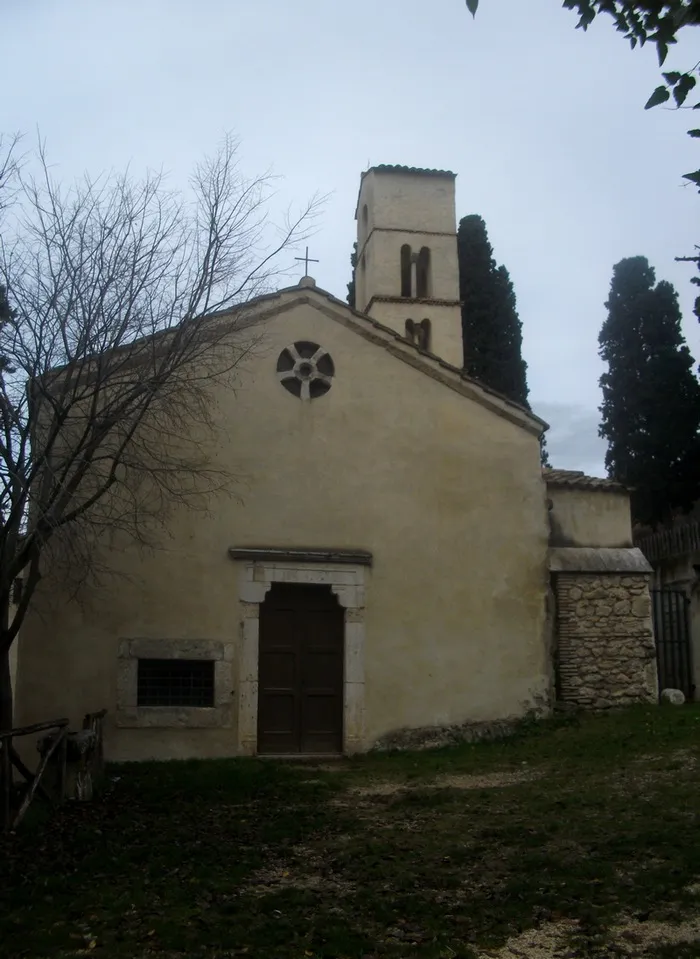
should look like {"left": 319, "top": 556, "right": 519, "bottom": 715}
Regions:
{"left": 554, "top": 572, "right": 658, "bottom": 708}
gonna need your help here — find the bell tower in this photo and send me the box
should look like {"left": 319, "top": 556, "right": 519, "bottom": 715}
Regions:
{"left": 354, "top": 165, "right": 463, "bottom": 368}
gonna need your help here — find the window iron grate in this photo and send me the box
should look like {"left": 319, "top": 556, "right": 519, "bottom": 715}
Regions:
{"left": 137, "top": 659, "right": 215, "bottom": 707}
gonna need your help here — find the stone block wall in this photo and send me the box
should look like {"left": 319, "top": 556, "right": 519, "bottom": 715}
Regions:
{"left": 554, "top": 573, "right": 658, "bottom": 708}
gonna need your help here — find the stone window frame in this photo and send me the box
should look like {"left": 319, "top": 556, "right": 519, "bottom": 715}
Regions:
{"left": 234, "top": 557, "right": 367, "bottom": 756}
{"left": 116, "top": 638, "right": 234, "bottom": 728}
{"left": 276, "top": 341, "right": 335, "bottom": 401}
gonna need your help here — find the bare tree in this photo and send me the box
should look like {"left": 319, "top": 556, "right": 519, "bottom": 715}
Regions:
{"left": 0, "top": 136, "right": 20, "bottom": 208}
{"left": 0, "top": 134, "right": 323, "bottom": 730}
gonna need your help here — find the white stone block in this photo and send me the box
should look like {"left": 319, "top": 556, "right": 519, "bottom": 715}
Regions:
{"left": 239, "top": 619, "right": 259, "bottom": 683}
{"left": 239, "top": 581, "right": 272, "bottom": 603}
{"left": 344, "top": 681, "right": 365, "bottom": 748}
{"left": 345, "top": 623, "right": 365, "bottom": 684}
{"left": 660, "top": 688, "right": 686, "bottom": 705}
{"left": 237, "top": 680, "right": 259, "bottom": 747}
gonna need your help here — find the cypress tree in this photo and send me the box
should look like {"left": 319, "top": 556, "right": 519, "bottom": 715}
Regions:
{"left": 599, "top": 256, "right": 700, "bottom": 527}
{"left": 347, "top": 242, "right": 357, "bottom": 310}
{"left": 457, "top": 215, "right": 548, "bottom": 460}
{"left": 457, "top": 215, "right": 529, "bottom": 408}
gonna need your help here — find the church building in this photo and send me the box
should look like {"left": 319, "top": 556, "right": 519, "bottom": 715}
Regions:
{"left": 15, "top": 166, "right": 658, "bottom": 760}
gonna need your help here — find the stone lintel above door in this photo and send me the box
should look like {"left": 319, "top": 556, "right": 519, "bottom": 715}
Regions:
{"left": 229, "top": 547, "right": 373, "bottom": 566}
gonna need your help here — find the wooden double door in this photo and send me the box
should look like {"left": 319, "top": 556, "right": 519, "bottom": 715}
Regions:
{"left": 257, "top": 583, "right": 344, "bottom": 754}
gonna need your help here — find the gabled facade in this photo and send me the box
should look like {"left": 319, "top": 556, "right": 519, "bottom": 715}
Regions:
{"left": 13, "top": 166, "right": 660, "bottom": 761}
{"left": 16, "top": 280, "right": 554, "bottom": 759}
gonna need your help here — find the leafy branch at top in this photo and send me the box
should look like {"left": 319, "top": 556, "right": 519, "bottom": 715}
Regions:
{"left": 645, "top": 63, "right": 700, "bottom": 187}
{"left": 465, "top": 2, "right": 700, "bottom": 297}
{"left": 466, "top": 3, "right": 700, "bottom": 186}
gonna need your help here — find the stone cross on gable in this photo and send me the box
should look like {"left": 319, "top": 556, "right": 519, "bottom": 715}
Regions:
{"left": 295, "top": 246, "right": 319, "bottom": 277}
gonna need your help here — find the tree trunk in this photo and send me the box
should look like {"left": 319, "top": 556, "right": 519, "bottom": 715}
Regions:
{"left": 0, "top": 644, "right": 12, "bottom": 733}
{"left": 0, "top": 644, "right": 12, "bottom": 830}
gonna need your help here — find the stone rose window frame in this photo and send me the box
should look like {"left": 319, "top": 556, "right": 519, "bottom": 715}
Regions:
{"left": 116, "top": 638, "right": 234, "bottom": 728}
{"left": 229, "top": 548, "right": 369, "bottom": 756}
{"left": 277, "top": 341, "right": 335, "bottom": 400}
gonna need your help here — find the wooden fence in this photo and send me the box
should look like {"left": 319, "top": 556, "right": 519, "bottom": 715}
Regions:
{"left": 1, "top": 718, "right": 68, "bottom": 831}
{"left": 76, "top": 710, "right": 107, "bottom": 800}
{"left": 1, "top": 709, "right": 107, "bottom": 831}
{"left": 635, "top": 519, "right": 700, "bottom": 564}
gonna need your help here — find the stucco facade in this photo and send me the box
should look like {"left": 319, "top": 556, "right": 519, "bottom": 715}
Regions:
{"left": 15, "top": 283, "right": 555, "bottom": 760}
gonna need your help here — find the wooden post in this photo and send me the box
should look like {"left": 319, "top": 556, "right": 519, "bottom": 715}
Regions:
{"left": 0, "top": 716, "right": 103, "bottom": 829}
{"left": 9, "top": 747, "right": 52, "bottom": 802}
{"left": 56, "top": 731, "right": 67, "bottom": 802}
{"left": 12, "top": 727, "right": 66, "bottom": 829}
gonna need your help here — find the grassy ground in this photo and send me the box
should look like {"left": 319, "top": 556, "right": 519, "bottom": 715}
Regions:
{"left": 1, "top": 706, "right": 700, "bottom": 959}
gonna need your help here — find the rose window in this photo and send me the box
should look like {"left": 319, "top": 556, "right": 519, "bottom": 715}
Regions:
{"left": 276, "top": 341, "right": 335, "bottom": 400}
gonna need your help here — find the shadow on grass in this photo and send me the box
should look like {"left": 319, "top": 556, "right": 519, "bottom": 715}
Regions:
{"left": 0, "top": 705, "right": 698, "bottom": 958}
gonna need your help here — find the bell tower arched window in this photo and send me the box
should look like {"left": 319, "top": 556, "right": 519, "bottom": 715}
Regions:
{"left": 417, "top": 318, "right": 431, "bottom": 351}
{"left": 400, "top": 244, "right": 412, "bottom": 298}
{"left": 405, "top": 318, "right": 431, "bottom": 352}
{"left": 416, "top": 247, "right": 431, "bottom": 298}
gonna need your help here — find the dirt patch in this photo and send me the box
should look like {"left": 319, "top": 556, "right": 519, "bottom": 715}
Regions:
{"left": 478, "top": 920, "right": 579, "bottom": 958}
{"left": 349, "top": 768, "right": 540, "bottom": 797}
{"left": 350, "top": 781, "right": 407, "bottom": 797}
{"left": 246, "top": 864, "right": 354, "bottom": 896}
{"left": 435, "top": 769, "right": 540, "bottom": 790}
{"left": 610, "top": 915, "right": 700, "bottom": 954}
{"left": 304, "top": 763, "right": 349, "bottom": 773}
{"left": 245, "top": 845, "right": 355, "bottom": 898}
{"left": 630, "top": 747, "right": 699, "bottom": 769}
{"left": 478, "top": 915, "right": 700, "bottom": 958}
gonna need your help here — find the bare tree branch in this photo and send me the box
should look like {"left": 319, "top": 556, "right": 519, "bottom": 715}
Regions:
{"left": 0, "top": 133, "right": 324, "bottom": 726}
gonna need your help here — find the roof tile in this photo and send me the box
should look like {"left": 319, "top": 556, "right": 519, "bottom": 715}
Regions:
{"left": 363, "top": 164, "right": 456, "bottom": 179}
{"left": 543, "top": 468, "right": 627, "bottom": 492}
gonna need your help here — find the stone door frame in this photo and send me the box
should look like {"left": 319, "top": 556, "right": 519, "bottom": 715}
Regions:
{"left": 235, "top": 558, "right": 367, "bottom": 755}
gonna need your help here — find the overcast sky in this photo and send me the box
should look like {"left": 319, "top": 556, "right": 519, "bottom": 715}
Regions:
{"left": 3, "top": 0, "right": 699, "bottom": 475}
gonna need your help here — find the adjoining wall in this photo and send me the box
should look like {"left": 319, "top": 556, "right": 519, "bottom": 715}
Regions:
{"left": 548, "top": 487, "right": 632, "bottom": 549}
{"left": 547, "top": 480, "right": 658, "bottom": 710}
{"left": 554, "top": 572, "right": 657, "bottom": 708}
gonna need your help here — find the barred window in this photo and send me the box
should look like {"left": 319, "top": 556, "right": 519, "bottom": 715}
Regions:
{"left": 137, "top": 659, "right": 215, "bottom": 707}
